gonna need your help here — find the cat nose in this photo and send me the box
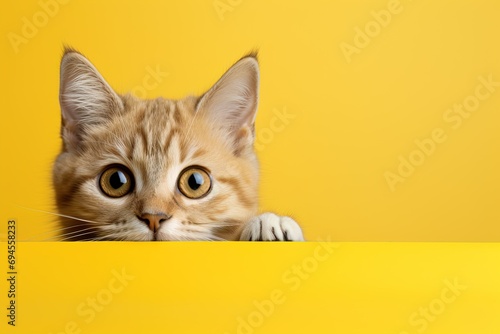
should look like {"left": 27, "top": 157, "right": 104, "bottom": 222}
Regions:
{"left": 137, "top": 213, "right": 171, "bottom": 233}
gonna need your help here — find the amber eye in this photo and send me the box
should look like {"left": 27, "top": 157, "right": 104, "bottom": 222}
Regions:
{"left": 177, "top": 166, "right": 212, "bottom": 199}
{"left": 99, "top": 165, "right": 134, "bottom": 198}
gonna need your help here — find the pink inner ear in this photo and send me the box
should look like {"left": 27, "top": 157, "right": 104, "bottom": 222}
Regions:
{"left": 59, "top": 50, "right": 123, "bottom": 150}
{"left": 232, "top": 125, "right": 255, "bottom": 156}
{"left": 196, "top": 56, "right": 260, "bottom": 137}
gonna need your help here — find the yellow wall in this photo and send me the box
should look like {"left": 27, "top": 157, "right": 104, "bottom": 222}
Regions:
{"left": 1, "top": 0, "right": 500, "bottom": 241}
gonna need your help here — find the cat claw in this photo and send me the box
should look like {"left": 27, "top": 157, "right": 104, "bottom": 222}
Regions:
{"left": 240, "top": 213, "right": 304, "bottom": 241}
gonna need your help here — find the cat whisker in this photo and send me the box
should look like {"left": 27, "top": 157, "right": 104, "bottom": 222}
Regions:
{"left": 56, "top": 229, "right": 103, "bottom": 242}
{"left": 77, "top": 236, "right": 106, "bottom": 242}
{"left": 82, "top": 234, "right": 115, "bottom": 242}
{"left": 19, "top": 222, "right": 99, "bottom": 242}
{"left": 210, "top": 221, "right": 240, "bottom": 228}
{"left": 123, "top": 231, "right": 142, "bottom": 241}
{"left": 206, "top": 235, "right": 226, "bottom": 241}
{"left": 50, "top": 51, "right": 265, "bottom": 243}
{"left": 14, "top": 205, "right": 101, "bottom": 225}
{"left": 77, "top": 231, "right": 122, "bottom": 241}
{"left": 178, "top": 230, "right": 225, "bottom": 241}
{"left": 48, "top": 226, "right": 101, "bottom": 241}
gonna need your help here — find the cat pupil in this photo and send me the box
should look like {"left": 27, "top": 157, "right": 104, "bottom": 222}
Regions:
{"left": 110, "top": 171, "right": 127, "bottom": 189}
{"left": 188, "top": 172, "right": 203, "bottom": 190}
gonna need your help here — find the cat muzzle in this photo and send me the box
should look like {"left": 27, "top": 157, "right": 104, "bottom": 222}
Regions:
{"left": 137, "top": 213, "right": 171, "bottom": 233}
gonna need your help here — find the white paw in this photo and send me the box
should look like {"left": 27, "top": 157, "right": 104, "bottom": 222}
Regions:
{"left": 240, "top": 213, "right": 304, "bottom": 241}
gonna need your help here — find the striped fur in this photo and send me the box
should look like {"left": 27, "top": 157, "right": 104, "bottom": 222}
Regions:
{"left": 53, "top": 49, "right": 259, "bottom": 241}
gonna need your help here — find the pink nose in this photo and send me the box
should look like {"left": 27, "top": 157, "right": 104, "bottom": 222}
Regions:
{"left": 138, "top": 213, "right": 170, "bottom": 232}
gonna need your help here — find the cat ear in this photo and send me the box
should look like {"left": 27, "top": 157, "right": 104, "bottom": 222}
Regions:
{"left": 59, "top": 48, "right": 123, "bottom": 150}
{"left": 196, "top": 53, "right": 259, "bottom": 155}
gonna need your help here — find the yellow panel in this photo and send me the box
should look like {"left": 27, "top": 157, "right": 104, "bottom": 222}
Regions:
{"left": 1, "top": 242, "right": 499, "bottom": 333}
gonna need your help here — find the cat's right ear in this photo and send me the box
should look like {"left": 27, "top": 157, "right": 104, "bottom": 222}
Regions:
{"left": 59, "top": 48, "right": 123, "bottom": 151}
{"left": 196, "top": 53, "right": 259, "bottom": 156}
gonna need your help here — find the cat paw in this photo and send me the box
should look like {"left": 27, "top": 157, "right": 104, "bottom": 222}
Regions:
{"left": 239, "top": 213, "right": 304, "bottom": 241}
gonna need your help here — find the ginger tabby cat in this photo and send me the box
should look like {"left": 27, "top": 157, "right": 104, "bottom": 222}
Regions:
{"left": 53, "top": 48, "right": 304, "bottom": 241}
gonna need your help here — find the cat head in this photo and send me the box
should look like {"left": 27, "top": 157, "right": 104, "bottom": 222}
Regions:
{"left": 53, "top": 48, "right": 260, "bottom": 241}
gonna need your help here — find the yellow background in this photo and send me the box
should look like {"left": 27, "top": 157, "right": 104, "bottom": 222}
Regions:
{"left": 1, "top": 0, "right": 500, "bottom": 241}
{"left": 2, "top": 2, "right": 500, "bottom": 333}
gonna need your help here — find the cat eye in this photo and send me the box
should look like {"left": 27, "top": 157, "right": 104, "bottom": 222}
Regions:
{"left": 99, "top": 165, "right": 134, "bottom": 198}
{"left": 177, "top": 166, "right": 212, "bottom": 199}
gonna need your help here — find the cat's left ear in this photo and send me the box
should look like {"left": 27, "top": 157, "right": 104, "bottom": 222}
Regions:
{"left": 196, "top": 53, "right": 259, "bottom": 155}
